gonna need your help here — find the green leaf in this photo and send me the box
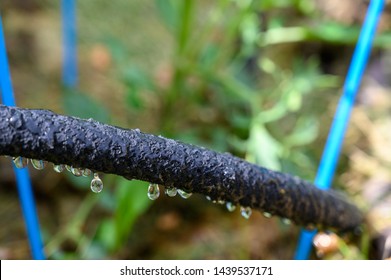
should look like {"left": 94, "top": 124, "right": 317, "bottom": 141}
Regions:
{"left": 96, "top": 219, "right": 117, "bottom": 252}
{"left": 103, "top": 37, "right": 128, "bottom": 66}
{"left": 122, "top": 66, "right": 153, "bottom": 89}
{"left": 114, "top": 178, "right": 152, "bottom": 249}
{"left": 246, "top": 123, "right": 281, "bottom": 170}
{"left": 285, "top": 89, "right": 302, "bottom": 112}
{"left": 154, "top": 0, "right": 180, "bottom": 33}
{"left": 284, "top": 117, "right": 319, "bottom": 147}
{"left": 125, "top": 87, "right": 144, "bottom": 110}
{"left": 199, "top": 44, "right": 219, "bottom": 69}
{"left": 122, "top": 66, "right": 154, "bottom": 110}
{"left": 62, "top": 88, "right": 109, "bottom": 123}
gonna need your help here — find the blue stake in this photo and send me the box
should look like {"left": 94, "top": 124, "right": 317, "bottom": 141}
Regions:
{"left": 294, "top": 0, "right": 385, "bottom": 260}
{"left": 61, "top": 0, "right": 78, "bottom": 88}
{"left": 0, "top": 16, "right": 45, "bottom": 260}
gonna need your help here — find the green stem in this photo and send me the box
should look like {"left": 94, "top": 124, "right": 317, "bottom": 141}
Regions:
{"left": 45, "top": 194, "right": 99, "bottom": 257}
{"left": 161, "top": 1, "right": 194, "bottom": 134}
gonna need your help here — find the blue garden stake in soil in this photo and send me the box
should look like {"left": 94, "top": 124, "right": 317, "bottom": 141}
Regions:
{"left": 0, "top": 16, "right": 45, "bottom": 260}
{"left": 62, "top": 0, "right": 78, "bottom": 88}
{"left": 294, "top": 0, "right": 385, "bottom": 260}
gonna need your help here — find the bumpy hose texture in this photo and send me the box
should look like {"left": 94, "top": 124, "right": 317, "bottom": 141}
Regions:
{"left": 0, "top": 105, "right": 363, "bottom": 232}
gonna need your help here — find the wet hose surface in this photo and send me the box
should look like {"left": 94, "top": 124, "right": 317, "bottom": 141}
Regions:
{"left": 0, "top": 105, "right": 363, "bottom": 232}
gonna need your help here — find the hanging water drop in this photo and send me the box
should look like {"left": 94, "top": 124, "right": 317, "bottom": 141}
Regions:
{"left": 13, "top": 156, "right": 28, "bottom": 168}
{"left": 82, "top": 168, "right": 91, "bottom": 177}
{"left": 9, "top": 113, "right": 23, "bottom": 128}
{"left": 165, "top": 186, "right": 177, "bottom": 197}
{"left": 65, "top": 165, "right": 72, "bottom": 172}
{"left": 147, "top": 183, "right": 160, "bottom": 200}
{"left": 178, "top": 189, "right": 192, "bottom": 199}
{"left": 281, "top": 218, "right": 291, "bottom": 225}
{"left": 226, "top": 202, "right": 236, "bottom": 212}
{"left": 31, "top": 159, "right": 46, "bottom": 170}
{"left": 53, "top": 164, "right": 65, "bottom": 173}
{"left": 240, "top": 206, "right": 252, "bottom": 219}
{"left": 263, "top": 212, "right": 272, "bottom": 218}
{"left": 71, "top": 167, "right": 83, "bottom": 177}
{"left": 90, "top": 173, "right": 103, "bottom": 193}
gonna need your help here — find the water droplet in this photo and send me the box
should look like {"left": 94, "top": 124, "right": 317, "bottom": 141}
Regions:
{"left": 147, "top": 183, "right": 160, "bottom": 200}
{"left": 82, "top": 168, "right": 91, "bottom": 177}
{"left": 226, "top": 202, "right": 236, "bottom": 212}
{"left": 71, "top": 167, "right": 83, "bottom": 177}
{"left": 134, "top": 128, "right": 141, "bottom": 133}
{"left": 281, "top": 218, "right": 291, "bottom": 225}
{"left": 31, "top": 159, "right": 46, "bottom": 170}
{"left": 90, "top": 173, "right": 103, "bottom": 193}
{"left": 165, "top": 186, "right": 177, "bottom": 197}
{"left": 178, "top": 189, "right": 192, "bottom": 199}
{"left": 217, "top": 200, "right": 225, "bottom": 205}
{"left": 13, "top": 156, "right": 28, "bottom": 168}
{"left": 206, "top": 196, "right": 211, "bottom": 201}
{"left": 114, "top": 146, "right": 122, "bottom": 155}
{"left": 65, "top": 165, "right": 72, "bottom": 172}
{"left": 263, "top": 212, "right": 272, "bottom": 218}
{"left": 9, "top": 114, "right": 23, "bottom": 128}
{"left": 240, "top": 207, "right": 252, "bottom": 219}
{"left": 53, "top": 164, "right": 65, "bottom": 173}
{"left": 223, "top": 167, "right": 236, "bottom": 181}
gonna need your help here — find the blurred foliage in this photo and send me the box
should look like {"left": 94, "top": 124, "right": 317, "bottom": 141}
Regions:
{"left": 53, "top": 0, "right": 344, "bottom": 258}
{"left": 6, "top": 0, "right": 391, "bottom": 259}
{"left": 80, "top": 0, "right": 341, "bottom": 258}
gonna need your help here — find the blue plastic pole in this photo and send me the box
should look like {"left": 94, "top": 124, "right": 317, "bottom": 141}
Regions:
{"left": 61, "top": 0, "right": 78, "bottom": 88}
{"left": 294, "top": 0, "right": 385, "bottom": 260}
{"left": 0, "top": 16, "right": 45, "bottom": 260}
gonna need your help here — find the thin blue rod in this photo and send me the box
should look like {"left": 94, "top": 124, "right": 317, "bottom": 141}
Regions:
{"left": 61, "top": 0, "right": 78, "bottom": 87}
{"left": 0, "top": 16, "right": 45, "bottom": 260}
{"left": 294, "top": 0, "right": 385, "bottom": 260}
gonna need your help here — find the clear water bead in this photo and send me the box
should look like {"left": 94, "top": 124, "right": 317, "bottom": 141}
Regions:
{"left": 71, "top": 167, "right": 83, "bottom": 177}
{"left": 240, "top": 207, "right": 252, "bottom": 219}
{"left": 9, "top": 114, "right": 23, "bottom": 128}
{"left": 263, "top": 212, "right": 272, "bottom": 218}
{"left": 147, "top": 183, "right": 160, "bottom": 200}
{"left": 90, "top": 173, "right": 103, "bottom": 193}
{"left": 82, "top": 168, "right": 91, "bottom": 177}
{"left": 226, "top": 202, "right": 236, "bottom": 212}
{"left": 281, "top": 218, "right": 291, "bottom": 225}
{"left": 13, "top": 157, "right": 28, "bottom": 168}
{"left": 53, "top": 164, "right": 65, "bottom": 173}
{"left": 165, "top": 186, "right": 177, "bottom": 197}
{"left": 31, "top": 159, "right": 46, "bottom": 170}
{"left": 178, "top": 189, "right": 192, "bottom": 199}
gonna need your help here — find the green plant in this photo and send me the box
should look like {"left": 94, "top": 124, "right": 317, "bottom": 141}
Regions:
{"left": 42, "top": 0, "right": 391, "bottom": 259}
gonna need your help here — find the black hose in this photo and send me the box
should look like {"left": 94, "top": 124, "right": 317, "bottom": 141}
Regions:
{"left": 0, "top": 105, "right": 363, "bottom": 232}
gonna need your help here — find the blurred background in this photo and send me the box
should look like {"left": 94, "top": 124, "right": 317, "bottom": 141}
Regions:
{"left": 1, "top": 0, "right": 391, "bottom": 259}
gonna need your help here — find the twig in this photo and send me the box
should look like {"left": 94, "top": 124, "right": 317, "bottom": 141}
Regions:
{"left": 0, "top": 105, "right": 363, "bottom": 232}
